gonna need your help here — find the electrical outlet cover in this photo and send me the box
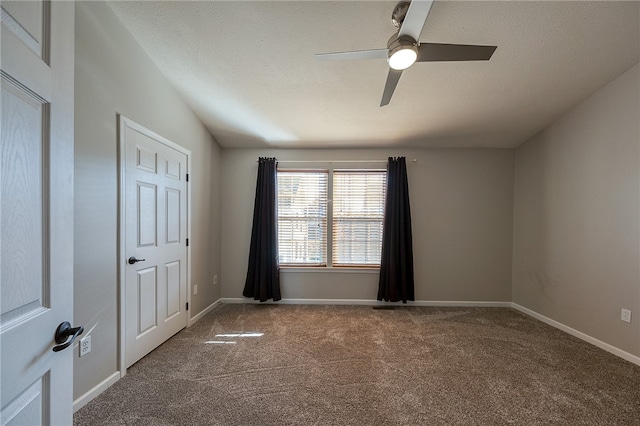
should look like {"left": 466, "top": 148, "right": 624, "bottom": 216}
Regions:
{"left": 80, "top": 335, "right": 91, "bottom": 357}
{"left": 621, "top": 309, "right": 632, "bottom": 323}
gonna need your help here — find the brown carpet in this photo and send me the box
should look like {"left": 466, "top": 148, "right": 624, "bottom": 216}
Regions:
{"left": 74, "top": 304, "right": 640, "bottom": 425}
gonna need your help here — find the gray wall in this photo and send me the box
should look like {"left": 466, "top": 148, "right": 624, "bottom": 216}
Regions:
{"left": 221, "top": 148, "right": 515, "bottom": 302}
{"left": 74, "top": 1, "right": 221, "bottom": 401}
{"left": 513, "top": 64, "right": 640, "bottom": 356}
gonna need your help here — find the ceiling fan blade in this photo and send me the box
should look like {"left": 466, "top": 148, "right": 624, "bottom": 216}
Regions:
{"left": 315, "top": 49, "right": 387, "bottom": 61}
{"left": 380, "top": 69, "right": 403, "bottom": 107}
{"left": 417, "top": 43, "right": 497, "bottom": 62}
{"left": 398, "top": 0, "right": 435, "bottom": 41}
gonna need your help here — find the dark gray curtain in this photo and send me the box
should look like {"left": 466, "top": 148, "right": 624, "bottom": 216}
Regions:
{"left": 243, "top": 157, "right": 281, "bottom": 302}
{"left": 378, "top": 157, "right": 414, "bottom": 303}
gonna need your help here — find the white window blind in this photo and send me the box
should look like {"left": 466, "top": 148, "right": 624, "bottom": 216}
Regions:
{"left": 277, "top": 170, "right": 328, "bottom": 266}
{"left": 332, "top": 170, "right": 386, "bottom": 266}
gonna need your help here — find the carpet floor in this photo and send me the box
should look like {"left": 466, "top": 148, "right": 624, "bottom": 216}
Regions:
{"left": 74, "top": 304, "right": 640, "bottom": 425}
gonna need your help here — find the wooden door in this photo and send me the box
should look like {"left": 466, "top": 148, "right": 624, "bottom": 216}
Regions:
{"left": 120, "top": 116, "right": 188, "bottom": 368}
{"left": 1, "top": 1, "right": 75, "bottom": 424}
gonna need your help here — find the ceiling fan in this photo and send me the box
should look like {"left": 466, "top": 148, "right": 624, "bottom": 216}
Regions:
{"left": 315, "top": 0, "right": 497, "bottom": 106}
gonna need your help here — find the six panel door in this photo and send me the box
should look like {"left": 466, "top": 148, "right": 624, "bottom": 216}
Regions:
{"left": 122, "top": 118, "right": 188, "bottom": 368}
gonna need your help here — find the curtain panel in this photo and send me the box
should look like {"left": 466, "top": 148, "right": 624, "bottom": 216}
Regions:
{"left": 378, "top": 157, "right": 415, "bottom": 303}
{"left": 243, "top": 157, "right": 281, "bottom": 302}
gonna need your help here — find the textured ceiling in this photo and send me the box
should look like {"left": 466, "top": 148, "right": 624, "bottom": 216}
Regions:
{"left": 107, "top": 1, "right": 640, "bottom": 149}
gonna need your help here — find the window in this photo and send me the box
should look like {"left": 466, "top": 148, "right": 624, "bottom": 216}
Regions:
{"left": 277, "top": 171, "right": 328, "bottom": 266}
{"left": 332, "top": 170, "right": 386, "bottom": 266}
{"left": 277, "top": 168, "right": 386, "bottom": 268}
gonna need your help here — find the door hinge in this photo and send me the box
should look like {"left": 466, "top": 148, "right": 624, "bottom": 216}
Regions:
{"left": 186, "top": 173, "right": 189, "bottom": 182}
{"left": 186, "top": 302, "right": 189, "bottom": 310}
{"left": 186, "top": 238, "right": 189, "bottom": 247}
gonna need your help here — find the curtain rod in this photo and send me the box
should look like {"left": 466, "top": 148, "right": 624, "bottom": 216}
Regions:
{"left": 256, "top": 159, "right": 418, "bottom": 164}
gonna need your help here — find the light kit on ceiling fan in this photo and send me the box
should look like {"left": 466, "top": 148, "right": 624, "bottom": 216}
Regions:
{"left": 315, "top": 0, "right": 497, "bottom": 106}
{"left": 387, "top": 35, "right": 418, "bottom": 70}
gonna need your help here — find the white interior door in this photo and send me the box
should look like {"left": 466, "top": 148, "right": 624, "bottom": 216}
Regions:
{"left": 121, "top": 116, "right": 189, "bottom": 369}
{"left": 1, "top": 1, "right": 75, "bottom": 424}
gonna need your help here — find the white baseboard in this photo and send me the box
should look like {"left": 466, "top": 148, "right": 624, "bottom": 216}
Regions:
{"left": 219, "top": 297, "right": 511, "bottom": 308}
{"left": 188, "top": 298, "right": 221, "bottom": 327}
{"left": 73, "top": 371, "right": 121, "bottom": 412}
{"left": 511, "top": 303, "right": 640, "bottom": 367}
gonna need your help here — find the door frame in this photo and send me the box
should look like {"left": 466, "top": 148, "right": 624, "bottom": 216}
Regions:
{"left": 117, "top": 114, "right": 192, "bottom": 377}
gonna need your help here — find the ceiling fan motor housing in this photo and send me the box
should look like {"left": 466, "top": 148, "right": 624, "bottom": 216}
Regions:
{"left": 387, "top": 33, "right": 418, "bottom": 51}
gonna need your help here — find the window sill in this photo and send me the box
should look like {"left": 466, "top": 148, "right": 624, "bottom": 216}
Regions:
{"left": 280, "top": 267, "right": 380, "bottom": 274}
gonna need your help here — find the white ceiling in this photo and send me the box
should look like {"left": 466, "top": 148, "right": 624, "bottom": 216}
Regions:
{"left": 107, "top": 1, "right": 639, "bottom": 149}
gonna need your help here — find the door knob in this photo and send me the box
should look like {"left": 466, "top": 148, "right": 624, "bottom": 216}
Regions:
{"left": 53, "top": 321, "right": 84, "bottom": 352}
{"left": 128, "top": 257, "right": 146, "bottom": 265}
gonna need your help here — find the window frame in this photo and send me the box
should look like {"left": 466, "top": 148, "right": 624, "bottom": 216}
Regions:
{"left": 276, "top": 166, "right": 386, "bottom": 270}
